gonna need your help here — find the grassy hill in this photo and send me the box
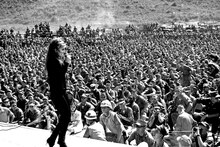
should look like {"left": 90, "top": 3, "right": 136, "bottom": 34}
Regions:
{"left": 1, "top": 0, "right": 220, "bottom": 32}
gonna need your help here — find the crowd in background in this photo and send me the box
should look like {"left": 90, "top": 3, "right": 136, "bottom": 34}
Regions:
{"left": 0, "top": 22, "right": 220, "bottom": 147}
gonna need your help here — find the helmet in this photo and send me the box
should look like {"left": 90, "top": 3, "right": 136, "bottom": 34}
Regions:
{"left": 135, "top": 119, "right": 148, "bottom": 127}
{"left": 100, "top": 100, "right": 112, "bottom": 109}
{"left": 85, "top": 110, "right": 97, "bottom": 120}
{"left": 137, "top": 142, "right": 149, "bottom": 147}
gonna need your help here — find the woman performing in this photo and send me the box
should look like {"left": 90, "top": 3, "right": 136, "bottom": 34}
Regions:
{"left": 45, "top": 37, "right": 71, "bottom": 147}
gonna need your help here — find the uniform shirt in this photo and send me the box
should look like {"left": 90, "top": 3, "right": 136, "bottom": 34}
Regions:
{"left": 128, "top": 129, "right": 155, "bottom": 147}
{"left": 0, "top": 106, "right": 14, "bottom": 123}
{"left": 24, "top": 108, "right": 40, "bottom": 122}
{"left": 100, "top": 111, "right": 124, "bottom": 135}
{"left": 128, "top": 102, "right": 140, "bottom": 122}
{"left": 70, "top": 110, "right": 81, "bottom": 123}
{"left": 10, "top": 106, "right": 24, "bottom": 123}
{"left": 135, "top": 95, "right": 148, "bottom": 112}
{"left": 172, "top": 92, "right": 192, "bottom": 112}
{"left": 68, "top": 110, "right": 83, "bottom": 133}
{"left": 83, "top": 122, "right": 106, "bottom": 141}
{"left": 115, "top": 106, "right": 134, "bottom": 126}
{"left": 106, "top": 89, "right": 116, "bottom": 99}
{"left": 179, "top": 65, "right": 192, "bottom": 86}
{"left": 175, "top": 111, "right": 196, "bottom": 136}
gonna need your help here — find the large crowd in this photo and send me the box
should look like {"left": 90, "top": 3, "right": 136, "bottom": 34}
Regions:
{"left": 0, "top": 22, "right": 220, "bottom": 147}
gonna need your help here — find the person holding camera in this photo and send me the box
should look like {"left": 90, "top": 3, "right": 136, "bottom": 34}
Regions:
{"left": 191, "top": 122, "right": 213, "bottom": 147}
{"left": 194, "top": 92, "right": 220, "bottom": 140}
{"left": 148, "top": 105, "right": 166, "bottom": 129}
{"left": 114, "top": 98, "right": 134, "bottom": 128}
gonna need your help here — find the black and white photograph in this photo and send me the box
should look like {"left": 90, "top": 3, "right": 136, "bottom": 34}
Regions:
{"left": 0, "top": 0, "right": 220, "bottom": 147}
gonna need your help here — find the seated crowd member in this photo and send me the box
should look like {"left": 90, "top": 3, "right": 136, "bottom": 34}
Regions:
{"left": 148, "top": 105, "right": 166, "bottom": 129}
{"left": 0, "top": 98, "right": 14, "bottom": 123}
{"left": 127, "top": 119, "right": 155, "bottom": 147}
{"left": 68, "top": 100, "right": 83, "bottom": 135}
{"left": 1, "top": 21, "right": 220, "bottom": 147}
{"left": 124, "top": 89, "right": 140, "bottom": 123}
{"left": 190, "top": 121, "right": 214, "bottom": 147}
{"left": 151, "top": 125, "right": 169, "bottom": 147}
{"left": 177, "top": 135, "right": 192, "bottom": 147}
{"left": 77, "top": 93, "right": 94, "bottom": 126}
{"left": 10, "top": 100, "right": 24, "bottom": 124}
{"left": 39, "top": 105, "right": 58, "bottom": 130}
{"left": 23, "top": 103, "right": 41, "bottom": 128}
{"left": 114, "top": 98, "right": 134, "bottom": 128}
{"left": 99, "top": 100, "right": 126, "bottom": 144}
{"left": 83, "top": 110, "right": 106, "bottom": 141}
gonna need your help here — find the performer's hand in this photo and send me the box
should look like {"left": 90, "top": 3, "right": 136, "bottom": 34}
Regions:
{"left": 65, "top": 53, "right": 71, "bottom": 64}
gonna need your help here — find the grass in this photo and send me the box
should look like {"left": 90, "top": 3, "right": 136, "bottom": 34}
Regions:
{"left": 0, "top": 0, "right": 220, "bottom": 32}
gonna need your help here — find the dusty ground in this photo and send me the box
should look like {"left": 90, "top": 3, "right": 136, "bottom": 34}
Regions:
{"left": 1, "top": 0, "right": 220, "bottom": 32}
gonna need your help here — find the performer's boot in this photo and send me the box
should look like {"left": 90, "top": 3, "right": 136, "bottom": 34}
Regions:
{"left": 58, "top": 141, "right": 67, "bottom": 147}
{"left": 46, "top": 137, "right": 55, "bottom": 147}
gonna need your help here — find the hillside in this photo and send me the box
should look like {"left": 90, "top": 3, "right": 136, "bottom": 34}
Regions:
{"left": 1, "top": 0, "right": 220, "bottom": 32}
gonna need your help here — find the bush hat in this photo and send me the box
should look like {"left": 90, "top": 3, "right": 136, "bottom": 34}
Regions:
{"left": 135, "top": 119, "right": 148, "bottom": 127}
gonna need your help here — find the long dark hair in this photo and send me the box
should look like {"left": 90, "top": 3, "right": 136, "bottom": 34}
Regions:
{"left": 46, "top": 37, "right": 65, "bottom": 71}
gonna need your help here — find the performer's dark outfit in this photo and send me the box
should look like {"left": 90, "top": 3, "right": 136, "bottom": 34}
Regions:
{"left": 46, "top": 47, "right": 71, "bottom": 147}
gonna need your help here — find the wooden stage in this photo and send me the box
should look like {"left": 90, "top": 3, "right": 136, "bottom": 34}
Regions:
{"left": 0, "top": 122, "right": 131, "bottom": 147}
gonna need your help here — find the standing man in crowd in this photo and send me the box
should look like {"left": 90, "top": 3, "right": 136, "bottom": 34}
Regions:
{"left": 168, "top": 86, "right": 193, "bottom": 131}
{"left": 177, "top": 62, "right": 192, "bottom": 87}
{"left": 175, "top": 104, "right": 196, "bottom": 136}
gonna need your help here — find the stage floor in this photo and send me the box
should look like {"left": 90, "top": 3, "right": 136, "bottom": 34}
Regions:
{"left": 0, "top": 122, "right": 130, "bottom": 147}
{"left": 1, "top": 122, "right": 219, "bottom": 147}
